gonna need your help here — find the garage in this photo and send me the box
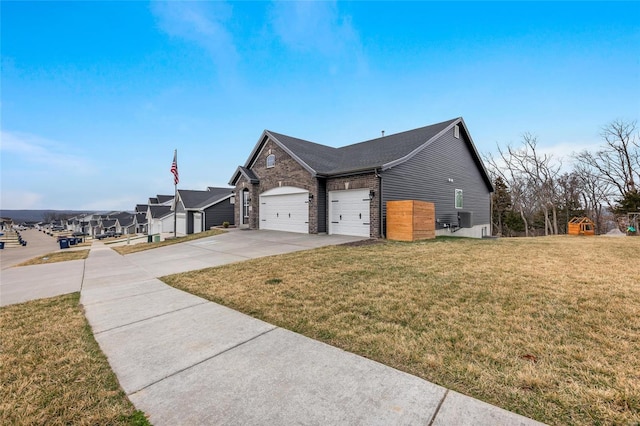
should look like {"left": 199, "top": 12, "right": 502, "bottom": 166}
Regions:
{"left": 259, "top": 187, "right": 309, "bottom": 233}
{"left": 176, "top": 212, "right": 186, "bottom": 236}
{"left": 193, "top": 212, "right": 202, "bottom": 234}
{"left": 328, "top": 189, "right": 371, "bottom": 237}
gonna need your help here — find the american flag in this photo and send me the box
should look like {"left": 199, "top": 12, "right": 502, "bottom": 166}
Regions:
{"left": 170, "top": 150, "right": 179, "bottom": 185}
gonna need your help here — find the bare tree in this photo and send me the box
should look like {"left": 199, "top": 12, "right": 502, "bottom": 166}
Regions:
{"left": 505, "top": 134, "right": 562, "bottom": 235}
{"left": 573, "top": 162, "right": 613, "bottom": 233}
{"left": 575, "top": 119, "right": 639, "bottom": 207}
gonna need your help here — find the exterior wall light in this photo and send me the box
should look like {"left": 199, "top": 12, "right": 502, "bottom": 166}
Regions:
{"left": 369, "top": 190, "right": 375, "bottom": 200}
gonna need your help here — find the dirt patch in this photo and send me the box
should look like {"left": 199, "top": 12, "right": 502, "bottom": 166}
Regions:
{"left": 338, "top": 238, "right": 386, "bottom": 247}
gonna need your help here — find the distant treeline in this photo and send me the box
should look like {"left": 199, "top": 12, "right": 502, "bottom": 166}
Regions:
{"left": 0, "top": 210, "right": 97, "bottom": 223}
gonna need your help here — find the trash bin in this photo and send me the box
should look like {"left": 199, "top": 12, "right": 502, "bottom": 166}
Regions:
{"left": 77, "top": 237, "right": 83, "bottom": 244}
{"left": 22, "top": 241, "right": 27, "bottom": 246}
{"left": 69, "top": 238, "right": 77, "bottom": 245}
{"left": 0, "top": 242, "right": 4, "bottom": 249}
{"left": 147, "top": 234, "right": 153, "bottom": 243}
{"left": 59, "top": 238, "right": 69, "bottom": 249}
{"left": 153, "top": 234, "right": 160, "bottom": 242}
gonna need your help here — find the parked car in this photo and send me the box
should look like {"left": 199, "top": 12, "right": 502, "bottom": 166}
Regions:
{"left": 72, "top": 231, "right": 88, "bottom": 237}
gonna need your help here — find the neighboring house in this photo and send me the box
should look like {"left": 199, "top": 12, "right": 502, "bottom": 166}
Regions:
{"left": 0, "top": 217, "right": 13, "bottom": 231}
{"left": 156, "top": 194, "right": 174, "bottom": 205}
{"left": 147, "top": 205, "right": 174, "bottom": 235}
{"left": 134, "top": 212, "right": 148, "bottom": 234}
{"left": 99, "top": 219, "right": 117, "bottom": 234}
{"left": 89, "top": 220, "right": 100, "bottom": 237}
{"left": 173, "top": 187, "right": 234, "bottom": 235}
{"left": 113, "top": 212, "right": 135, "bottom": 235}
{"left": 229, "top": 117, "right": 493, "bottom": 238}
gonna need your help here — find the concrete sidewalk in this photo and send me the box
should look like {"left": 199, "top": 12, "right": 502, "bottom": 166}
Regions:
{"left": 79, "top": 234, "right": 545, "bottom": 425}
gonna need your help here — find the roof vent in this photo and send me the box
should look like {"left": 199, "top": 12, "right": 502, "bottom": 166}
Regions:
{"left": 381, "top": 130, "right": 385, "bottom": 137}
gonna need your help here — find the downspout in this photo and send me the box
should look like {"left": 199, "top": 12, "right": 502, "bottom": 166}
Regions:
{"left": 375, "top": 169, "right": 384, "bottom": 238}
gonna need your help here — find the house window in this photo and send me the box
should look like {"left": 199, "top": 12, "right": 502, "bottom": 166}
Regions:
{"left": 455, "top": 189, "right": 463, "bottom": 209}
{"left": 454, "top": 125, "right": 460, "bottom": 139}
{"left": 266, "top": 154, "right": 276, "bottom": 168}
{"left": 243, "top": 190, "right": 250, "bottom": 220}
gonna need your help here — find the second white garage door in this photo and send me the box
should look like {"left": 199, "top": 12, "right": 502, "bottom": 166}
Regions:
{"left": 329, "top": 189, "right": 371, "bottom": 237}
{"left": 259, "top": 187, "right": 309, "bottom": 233}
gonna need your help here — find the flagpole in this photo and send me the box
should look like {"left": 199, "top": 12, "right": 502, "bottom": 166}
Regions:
{"left": 173, "top": 149, "right": 177, "bottom": 238}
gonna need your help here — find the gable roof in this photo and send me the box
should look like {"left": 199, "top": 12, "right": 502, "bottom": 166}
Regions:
{"left": 135, "top": 204, "right": 148, "bottom": 213}
{"left": 157, "top": 195, "right": 174, "bottom": 204}
{"left": 229, "top": 166, "right": 259, "bottom": 186}
{"left": 149, "top": 205, "right": 172, "bottom": 219}
{"left": 148, "top": 197, "right": 159, "bottom": 204}
{"left": 233, "top": 117, "right": 492, "bottom": 191}
{"left": 134, "top": 212, "right": 147, "bottom": 225}
{"left": 101, "top": 219, "right": 117, "bottom": 228}
{"left": 176, "top": 188, "right": 233, "bottom": 210}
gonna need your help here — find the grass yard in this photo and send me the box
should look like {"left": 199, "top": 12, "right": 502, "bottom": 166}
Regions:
{"left": 0, "top": 293, "right": 149, "bottom": 425}
{"left": 14, "top": 249, "right": 90, "bottom": 267}
{"left": 162, "top": 236, "right": 640, "bottom": 425}
{"left": 113, "top": 229, "right": 226, "bottom": 255}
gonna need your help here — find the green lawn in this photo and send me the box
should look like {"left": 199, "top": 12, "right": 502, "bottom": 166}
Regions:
{"left": 162, "top": 236, "right": 640, "bottom": 425}
{"left": 0, "top": 293, "right": 150, "bottom": 425}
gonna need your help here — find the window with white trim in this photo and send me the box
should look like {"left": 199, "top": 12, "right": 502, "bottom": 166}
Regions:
{"left": 455, "top": 189, "right": 463, "bottom": 209}
{"left": 454, "top": 125, "right": 460, "bottom": 138}
{"left": 266, "top": 154, "right": 276, "bottom": 168}
{"left": 243, "top": 190, "right": 250, "bottom": 219}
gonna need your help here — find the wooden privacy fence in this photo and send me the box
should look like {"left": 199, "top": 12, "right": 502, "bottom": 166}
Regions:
{"left": 386, "top": 200, "right": 435, "bottom": 241}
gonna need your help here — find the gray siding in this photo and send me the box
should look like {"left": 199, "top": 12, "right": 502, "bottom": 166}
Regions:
{"left": 204, "top": 198, "right": 235, "bottom": 229}
{"left": 187, "top": 213, "right": 194, "bottom": 234}
{"left": 317, "top": 179, "right": 327, "bottom": 233}
{"left": 381, "top": 128, "right": 491, "bottom": 233}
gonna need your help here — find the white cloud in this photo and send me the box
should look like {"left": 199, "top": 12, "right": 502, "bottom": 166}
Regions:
{"left": 0, "top": 191, "right": 44, "bottom": 210}
{"left": 151, "top": 1, "right": 238, "bottom": 70}
{"left": 537, "top": 141, "right": 602, "bottom": 166}
{"left": 1, "top": 130, "right": 95, "bottom": 174}
{"left": 268, "top": 1, "right": 366, "bottom": 73}
{"left": 80, "top": 196, "right": 138, "bottom": 212}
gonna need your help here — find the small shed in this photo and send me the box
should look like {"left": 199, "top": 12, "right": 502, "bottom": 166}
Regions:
{"left": 386, "top": 200, "right": 435, "bottom": 241}
{"left": 568, "top": 217, "right": 595, "bottom": 236}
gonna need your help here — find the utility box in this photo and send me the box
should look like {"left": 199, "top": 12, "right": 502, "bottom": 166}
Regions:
{"left": 386, "top": 200, "right": 435, "bottom": 241}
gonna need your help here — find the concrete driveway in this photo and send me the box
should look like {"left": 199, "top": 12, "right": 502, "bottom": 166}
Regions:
{"left": 126, "top": 229, "right": 366, "bottom": 277}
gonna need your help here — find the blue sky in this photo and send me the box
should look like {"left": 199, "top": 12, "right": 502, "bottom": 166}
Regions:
{"left": 2, "top": 1, "right": 639, "bottom": 210}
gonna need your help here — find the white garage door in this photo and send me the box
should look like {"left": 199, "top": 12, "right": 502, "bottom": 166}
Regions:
{"left": 329, "top": 189, "right": 371, "bottom": 237}
{"left": 260, "top": 187, "right": 309, "bottom": 233}
{"left": 175, "top": 213, "right": 186, "bottom": 235}
{"left": 193, "top": 212, "right": 202, "bottom": 234}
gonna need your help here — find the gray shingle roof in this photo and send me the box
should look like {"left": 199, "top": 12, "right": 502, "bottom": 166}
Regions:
{"left": 135, "top": 204, "right": 148, "bottom": 213}
{"left": 265, "top": 118, "right": 459, "bottom": 175}
{"left": 135, "top": 212, "right": 147, "bottom": 224}
{"left": 149, "top": 205, "right": 172, "bottom": 219}
{"left": 149, "top": 197, "right": 159, "bottom": 204}
{"left": 177, "top": 188, "right": 233, "bottom": 210}
{"left": 157, "top": 195, "right": 174, "bottom": 204}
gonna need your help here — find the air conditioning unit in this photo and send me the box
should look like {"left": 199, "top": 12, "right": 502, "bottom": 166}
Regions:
{"left": 458, "top": 212, "right": 473, "bottom": 228}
